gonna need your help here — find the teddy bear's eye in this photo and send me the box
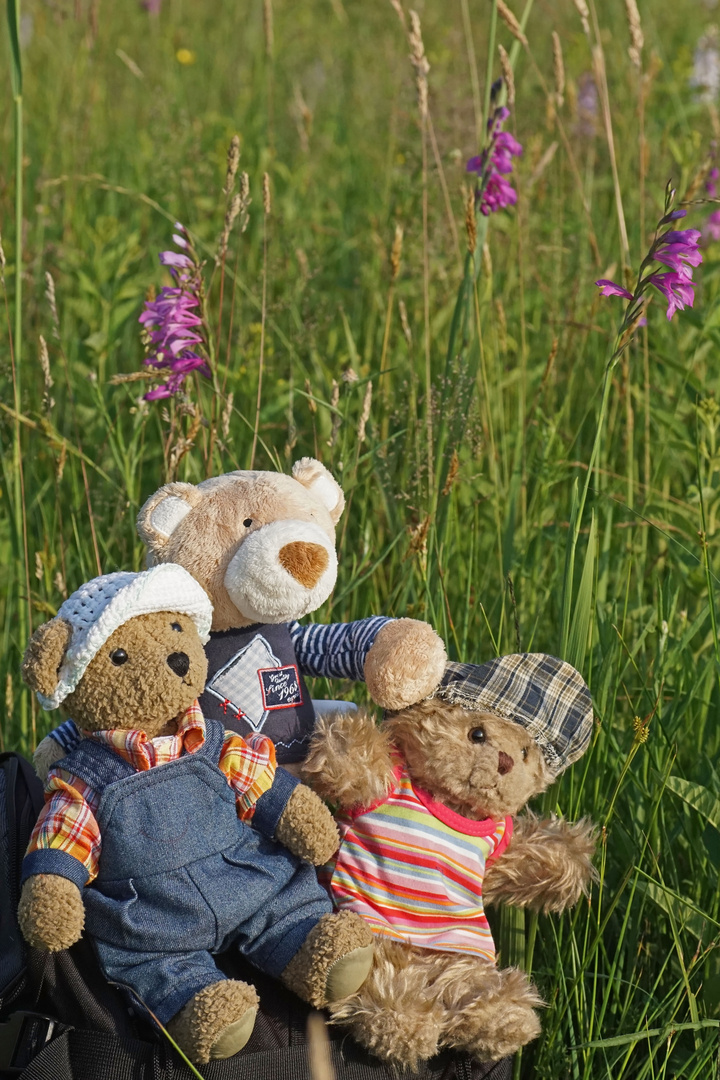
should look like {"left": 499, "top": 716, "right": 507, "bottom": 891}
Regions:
{"left": 469, "top": 726, "right": 486, "bottom": 744}
{"left": 170, "top": 622, "right": 183, "bottom": 632}
{"left": 110, "top": 649, "right": 128, "bottom": 666}
{"left": 522, "top": 747, "right": 528, "bottom": 761}
{"left": 243, "top": 518, "right": 253, "bottom": 528}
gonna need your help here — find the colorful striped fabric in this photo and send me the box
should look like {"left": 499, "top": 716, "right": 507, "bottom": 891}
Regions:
{"left": 326, "top": 760, "right": 512, "bottom": 960}
{"left": 26, "top": 701, "right": 277, "bottom": 884}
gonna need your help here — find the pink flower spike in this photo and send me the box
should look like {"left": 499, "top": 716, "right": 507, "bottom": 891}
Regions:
{"left": 595, "top": 279, "right": 634, "bottom": 300}
{"left": 159, "top": 251, "right": 193, "bottom": 268}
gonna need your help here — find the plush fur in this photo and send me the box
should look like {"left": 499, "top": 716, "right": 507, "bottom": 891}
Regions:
{"left": 17, "top": 872, "right": 85, "bottom": 952}
{"left": 281, "top": 910, "right": 374, "bottom": 1008}
{"left": 364, "top": 619, "right": 449, "bottom": 712}
{"left": 305, "top": 702, "right": 597, "bottom": 1068}
{"left": 19, "top": 601, "right": 374, "bottom": 1064}
{"left": 165, "top": 979, "right": 259, "bottom": 1064}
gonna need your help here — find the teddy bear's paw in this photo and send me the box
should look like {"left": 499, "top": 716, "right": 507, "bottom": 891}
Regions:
{"left": 274, "top": 783, "right": 340, "bottom": 865}
{"left": 442, "top": 966, "right": 543, "bottom": 1061}
{"left": 364, "top": 619, "right": 447, "bottom": 711}
{"left": 302, "top": 709, "right": 396, "bottom": 811}
{"left": 18, "top": 874, "right": 85, "bottom": 952}
{"left": 281, "top": 911, "right": 374, "bottom": 1008}
{"left": 166, "top": 979, "right": 259, "bottom": 1065}
{"left": 33, "top": 734, "right": 67, "bottom": 782}
{"left": 328, "top": 944, "right": 444, "bottom": 1069}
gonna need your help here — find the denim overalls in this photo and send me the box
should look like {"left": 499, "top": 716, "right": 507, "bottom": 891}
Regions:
{"left": 60, "top": 719, "right": 332, "bottom": 1024}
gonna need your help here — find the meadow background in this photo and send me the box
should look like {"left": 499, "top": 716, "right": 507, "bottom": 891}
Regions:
{"left": 2, "top": 0, "right": 720, "bottom": 1076}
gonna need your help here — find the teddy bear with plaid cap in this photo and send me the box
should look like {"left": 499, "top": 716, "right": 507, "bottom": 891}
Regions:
{"left": 17, "top": 565, "right": 374, "bottom": 1065}
{"left": 301, "top": 652, "right": 597, "bottom": 1068}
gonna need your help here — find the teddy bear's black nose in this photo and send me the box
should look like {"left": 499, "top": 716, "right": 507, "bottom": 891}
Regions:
{"left": 497, "top": 751, "right": 514, "bottom": 775}
{"left": 167, "top": 652, "right": 190, "bottom": 677}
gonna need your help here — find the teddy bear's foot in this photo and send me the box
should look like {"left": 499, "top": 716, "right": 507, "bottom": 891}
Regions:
{"left": 281, "top": 911, "right": 374, "bottom": 1008}
{"left": 165, "top": 979, "right": 259, "bottom": 1065}
{"left": 440, "top": 963, "right": 543, "bottom": 1061}
{"left": 328, "top": 939, "right": 444, "bottom": 1069}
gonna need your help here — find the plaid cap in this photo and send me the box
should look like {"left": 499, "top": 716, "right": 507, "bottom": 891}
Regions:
{"left": 434, "top": 654, "right": 593, "bottom": 774}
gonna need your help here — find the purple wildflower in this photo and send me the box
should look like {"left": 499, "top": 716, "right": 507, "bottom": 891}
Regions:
{"left": 140, "top": 0, "right": 162, "bottom": 13}
{"left": 596, "top": 279, "right": 633, "bottom": 300}
{"left": 466, "top": 104, "right": 523, "bottom": 217}
{"left": 138, "top": 224, "right": 211, "bottom": 400}
{"left": 647, "top": 272, "right": 696, "bottom": 320}
{"left": 595, "top": 193, "right": 702, "bottom": 322}
{"left": 707, "top": 167, "right": 719, "bottom": 199}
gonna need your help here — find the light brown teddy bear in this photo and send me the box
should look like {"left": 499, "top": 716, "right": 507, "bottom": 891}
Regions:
{"left": 35, "top": 457, "right": 446, "bottom": 778}
{"left": 18, "top": 565, "right": 373, "bottom": 1065}
{"left": 302, "top": 654, "right": 597, "bottom": 1069}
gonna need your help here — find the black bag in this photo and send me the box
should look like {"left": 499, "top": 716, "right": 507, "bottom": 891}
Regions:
{"left": 0, "top": 752, "right": 512, "bottom": 1080}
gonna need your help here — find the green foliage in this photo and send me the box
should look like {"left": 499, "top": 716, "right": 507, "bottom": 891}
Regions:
{"left": 2, "top": 0, "right": 720, "bottom": 1076}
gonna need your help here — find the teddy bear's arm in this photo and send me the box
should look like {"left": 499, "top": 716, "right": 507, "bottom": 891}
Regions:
{"left": 34, "top": 722, "right": 78, "bottom": 780}
{"left": 274, "top": 783, "right": 340, "bottom": 864}
{"left": 302, "top": 709, "right": 397, "bottom": 811}
{"left": 482, "top": 814, "right": 598, "bottom": 914}
{"left": 18, "top": 873, "right": 85, "bottom": 951}
{"left": 291, "top": 616, "right": 447, "bottom": 710}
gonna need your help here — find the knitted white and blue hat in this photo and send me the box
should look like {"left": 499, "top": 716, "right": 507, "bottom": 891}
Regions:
{"left": 38, "top": 565, "right": 213, "bottom": 711}
{"left": 434, "top": 653, "right": 594, "bottom": 774}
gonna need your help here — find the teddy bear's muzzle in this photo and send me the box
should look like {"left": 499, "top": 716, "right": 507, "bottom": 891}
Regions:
{"left": 278, "top": 542, "right": 329, "bottom": 589}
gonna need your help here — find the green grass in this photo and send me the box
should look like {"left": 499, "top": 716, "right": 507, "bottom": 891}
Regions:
{"left": 3, "top": 0, "right": 720, "bottom": 1076}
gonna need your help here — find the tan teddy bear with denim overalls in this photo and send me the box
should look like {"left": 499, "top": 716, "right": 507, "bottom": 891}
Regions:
{"left": 18, "top": 565, "right": 373, "bottom": 1065}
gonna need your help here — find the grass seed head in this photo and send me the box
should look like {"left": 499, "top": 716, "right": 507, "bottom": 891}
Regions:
{"left": 263, "top": 172, "right": 271, "bottom": 216}
{"left": 224, "top": 134, "right": 241, "bottom": 195}
{"left": 399, "top": 299, "right": 412, "bottom": 347}
{"left": 45, "top": 272, "right": 60, "bottom": 337}
{"left": 497, "top": 0, "right": 528, "bottom": 48}
{"left": 624, "top": 0, "right": 644, "bottom": 69}
{"left": 357, "top": 380, "right": 372, "bottom": 443}
{"left": 498, "top": 43, "right": 515, "bottom": 107}
{"left": 552, "top": 32, "right": 565, "bottom": 108}
{"left": 408, "top": 10, "right": 430, "bottom": 120}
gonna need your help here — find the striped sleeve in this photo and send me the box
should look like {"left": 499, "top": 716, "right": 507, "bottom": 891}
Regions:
{"left": 219, "top": 731, "right": 278, "bottom": 821}
{"left": 23, "top": 769, "right": 102, "bottom": 885}
{"left": 290, "top": 616, "right": 394, "bottom": 681}
{"left": 47, "top": 718, "right": 81, "bottom": 755}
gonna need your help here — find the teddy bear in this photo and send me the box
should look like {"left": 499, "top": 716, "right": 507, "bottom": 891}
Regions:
{"left": 34, "top": 457, "right": 446, "bottom": 778}
{"left": 18, "top": 565, "right": 374, "bottom": 1065}
{"left": 301, "top": 653, "right": 598, "bottom": 1069}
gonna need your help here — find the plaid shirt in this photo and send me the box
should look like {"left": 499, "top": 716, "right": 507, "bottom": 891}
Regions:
{"left": 26, "top": 701, "right": 277, "bottom": 884}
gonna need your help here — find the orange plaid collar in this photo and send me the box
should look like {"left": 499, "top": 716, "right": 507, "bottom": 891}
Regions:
{"left": 82, "top": 700, "right": 206, "bottom": 772}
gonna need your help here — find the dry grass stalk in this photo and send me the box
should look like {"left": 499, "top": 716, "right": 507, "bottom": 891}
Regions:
{"left": 263, "top": 0, "right": 274, "bottom": 57}
{"left": 304, "top": 378, "right": 317, "bottom": 414}
{"left": 0, "top": 228, "right": 6, "bottom": 286}
{"left": 408, "top": 10, "right": 429, "bottom": 120}
{"left": 442, "top": 449, "right": 460, "bottom": 496}
{"left": 482, "top": 242, "right": 493, "bottom": 279}
{"left": 407, "top": 513, "right": 431, "bottom": 556}
{"left": 307, "top": 1013, "right": 335, "bottom": 1080}
{"left": 328, "top": 380, "right": 341, "bottom": 447}
{"left": 263, "top": 172, "right": 271, "bottom": 215}
{"left": 168, "top": 409, "right": 202, "bottom": 475}
{"left": 399, "top": 299, "right": 412, "bottom": 347}
{"left": 498, "top": 43, "right": 515, "bottom": 107}
{"left": 56, "top": 442, "right": 67, "bottom": 483}
{"left": 54, "top": 570, "right": 66, "bottom": 598}
{"left": 496, "top": 0, "right": 528, "bottom": 48}
{"left": 110, "top": 370, "right": 161, "bottom": 384}
{"left": 39, "top": 335, "right": 54, "bottom": 413}
{"left": 388, "top": 0, "right": 406, "bottom": 29}
{"left": 293, "top": 84, "right": 313, "bottom": 152}
{"left": 465, "top": 190, "right": 477, "bottom": 255}
{"left": 45, "top": 271, "right": 60, "bottom": 337}
{"left": 223, "top": 134, "right": 241, "bottom": 195}
{"left": 624, "top": 0, "right": 644, "bottom": 69}
{"left": 239, "top": 173, "right": 251, "bottom": 232}
{"left": 494, "top": 298, "right": 508, "bottom": 353}
{"left": 221, "top": 391, "right": 234, "bottom": 439}
{"left": 572, "top": 0, "right": 591, "bottom": 37}
{"left": 390, "top": 224, "right": 403, "bottom": 281}
{"left": 357, "top": 380, "right": 372, "bottom": 443}
{"left": 527, "top": 140, "right": 559, "bottom": 191}
{"left": 552, "top": 32, "right": 565, "bottom": 108}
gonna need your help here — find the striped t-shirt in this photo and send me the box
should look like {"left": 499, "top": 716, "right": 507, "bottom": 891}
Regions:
{"left": 326, "top": 760, "right": 512, "bottom": 960}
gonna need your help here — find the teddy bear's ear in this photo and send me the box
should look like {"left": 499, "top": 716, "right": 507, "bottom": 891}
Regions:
{"left": 136, "top": 482, "right": 203, "bottom": 558}
{"left": 21, "top": 618, "right": 73, "bottom": 699}
{"left": 291, "top": 457, "right": 346, "bottom": 524}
